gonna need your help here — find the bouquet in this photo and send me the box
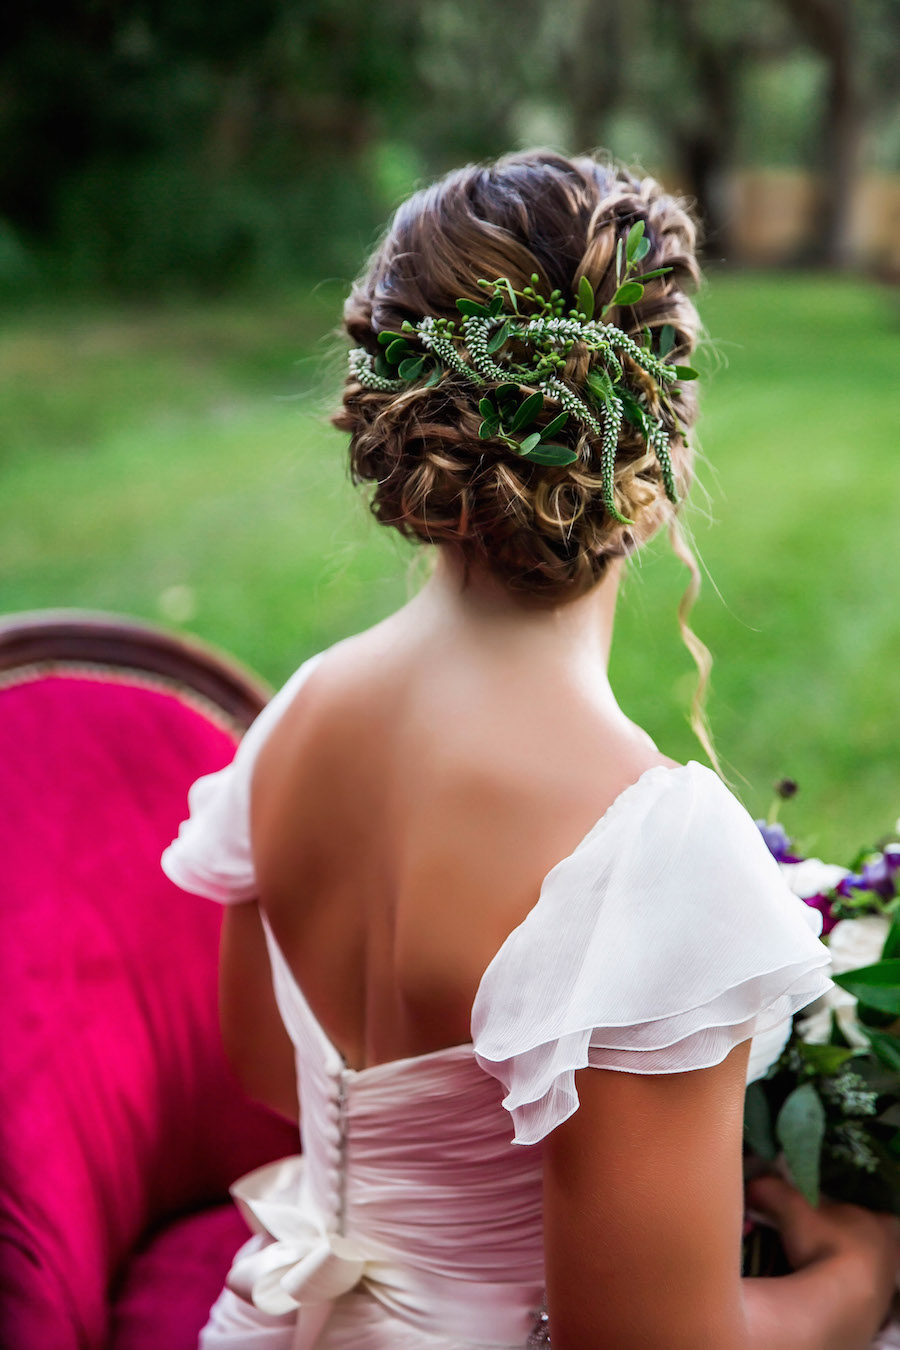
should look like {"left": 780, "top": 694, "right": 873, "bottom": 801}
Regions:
{"left": 742, "top": 777, "right": 900, "bottom": 1334}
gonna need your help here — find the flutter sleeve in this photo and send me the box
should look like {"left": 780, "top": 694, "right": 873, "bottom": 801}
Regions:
{"left": 471, "top": 760, "right": 835, "bottom": 1145}
{"left": 160, "top": 650, "right": 327, "bottom": 904}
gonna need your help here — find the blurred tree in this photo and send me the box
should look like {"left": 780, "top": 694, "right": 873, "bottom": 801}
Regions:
{"left": 778, "top": 0, "right": 900, "bottom": 265}
{"left": 558, "top": 0, "right": 625, "bottom": 156}
{"left": 411, "top": 0, "right": 552, "bottom": 168}
{"left": 1, "top": 0, "right": 897, "bottom": 293}
{"left": 779, "top": 0, "right": 861, "bottom": 265}
{"left": 0, "top": 0, "right": 426, "bottom": 291}
{"left": 640, "top": 0, "right": 792, "bottom": 255}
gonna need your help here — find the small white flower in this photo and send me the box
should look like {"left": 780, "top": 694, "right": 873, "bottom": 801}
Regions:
{"left": 747, "top": 1017, "right": 793, "bottom": 1084}
{"left": 796, "top": 915, "right": 890, "bottom": 1050}
{"left": 829, "top": 914, "right": 891, "bottom": 974}
{"left": 779, "top": 857, "right": 849, "bottom": 899}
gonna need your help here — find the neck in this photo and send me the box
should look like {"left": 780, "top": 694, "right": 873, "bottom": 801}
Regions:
{"left": 402, "top": 546, "right": 623, "bottom": 684}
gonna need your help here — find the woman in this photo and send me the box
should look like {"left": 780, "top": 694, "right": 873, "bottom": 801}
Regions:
{"left": 161, "top": 150, "right": 900, "bottom": 1349}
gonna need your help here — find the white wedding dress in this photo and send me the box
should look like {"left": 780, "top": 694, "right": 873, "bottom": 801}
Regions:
{"left": 161, "top": 640, "right": 843, "bottom": 1350}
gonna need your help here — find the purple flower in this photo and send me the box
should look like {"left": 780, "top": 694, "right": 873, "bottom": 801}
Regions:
{"left": 859, "top": 856, "right": 897, "bottom": 900}
{"left": 836, "top": 854, "right": 898, "bottom": 901}
{"left": 756, "top": 820, "right": 792, "bottom": 862}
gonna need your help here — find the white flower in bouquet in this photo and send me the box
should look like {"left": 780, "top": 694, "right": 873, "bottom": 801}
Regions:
{"left": 747, "top": 1018, "right": 794, "bottom": 1083}
{"left": 796, "top": 914, "right": 891, "bottom": 1048}
{"left": 779, "top": 857, "right": 850, "bottom": 900}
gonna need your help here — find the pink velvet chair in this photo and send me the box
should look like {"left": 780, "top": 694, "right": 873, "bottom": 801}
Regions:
{"left": 0, "top": 610, "right": 300, "bottom": 1350}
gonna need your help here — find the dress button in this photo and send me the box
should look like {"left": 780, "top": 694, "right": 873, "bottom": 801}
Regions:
{"left": 324, "top": 1098, "right": 341, "bottom": 1125}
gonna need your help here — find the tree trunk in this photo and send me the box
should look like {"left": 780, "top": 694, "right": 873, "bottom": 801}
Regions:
{"left": 781, "top": 0, "right": 863, "bottom": 267}
{"left": 665, "top": 0, "right": 742, "bottom": 258}
{"left": 560, "top": 0, "right": 624, "bottom": 155}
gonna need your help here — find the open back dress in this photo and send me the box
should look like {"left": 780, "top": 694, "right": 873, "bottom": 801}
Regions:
{"left": 160, "top": 640, "right": 834, "bottom": 1350}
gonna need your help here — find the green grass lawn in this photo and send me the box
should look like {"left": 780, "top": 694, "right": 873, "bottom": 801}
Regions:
{"left": 2, "top": 272, "right": 898, "bottom": 858}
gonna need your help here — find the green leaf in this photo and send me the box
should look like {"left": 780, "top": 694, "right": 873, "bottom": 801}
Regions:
{"left": 858, "top": 1001, "right": 896, "bottom": 1028}
{"left": 488, "top": 293, "right": 504, "bottom": 317}
{"left": 456, "top": 299, "right": 491, "bottom": 317}
{"left": 478, "top": 419, "right": 499, "bottom": 440}
{"left": 607, "top": 350, "right": 624, "bottom": 381}
{"left": 672, "top": 365, "right": 699, "bottom": 381}
{"left": 615, "top": 237, "right": 624, "bottom": 283}
{"left": 518, "top": 431, "right": 542, "bottom": 454}
{"left": 585, "top": 370, "right": 614, "bottom": 405}
{"left": 541, "top": 410, "right": 569, "bottom": 438}
{"left": 611, "top": 281, "right": 645, "bottom": 308}
{"left": 833, "top": 960, "right": 900, "bottom": 1014}
{"left": 634, "top": 267, "right": 673, "bottom": 282}
{"left": 659, "top": 324, "right": 676, "bottom": 357}
{"left": 521, "top": 442, "right": 578, "bottom": 466}
{"left": 743, "top": 1081, "right": 777, "bottom": 1160}
{"left": 397, "top": 356, "right": 425, "bottom": 380}
{"left": 882, "top": 912, "right": 900, "bottom": 960}
{"left": 423, "top": 364, "right": 443, "bottom": 388}
{"left": 619, "top": 388, "right": 649, "bottom": 434}
{"left": 854, "top": 1057, "right": 900, "bottom": 1095}
{"left": 373, "top": 353, "right": 392, "bottom": 379}
{"left": 478, "top": 397, "right": 496, "bottom": 419}
{"left": 625, "top": 220, "right": 645, "bottom": 263}
{"left": 633, "top": 236, "right": 651, "bottom": 263}
{"left": 487, "top": 319, "right": 513, "bottom": 354}
{"left": 498, "top": 278, "right": 518, "bottom": 312}
{"left": 775, "top": 1082, "right": 825, "bottom": 1206}
{"left": 385, "top": 338, "right": 410, "bottom": 363}
{"left": 377, "top": 330, "right": 407, "bottom": 347}
{"left": 495, "top": 381, "right": 521, "bottom": 402}
{"left": 860, "top": 1026, "right": 900, "bottom": 1071}
{"left": 797, "top": 1042, "right": 859, "bottom": 1074}
{"left": 509, "top": 390, "right": 545, "bottom": 432}
{"left": 576, "top": 275, "right": 595, "bottom": 320}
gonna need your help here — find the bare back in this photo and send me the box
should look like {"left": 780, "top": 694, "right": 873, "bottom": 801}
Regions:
{"left": 247, "top": 613, "right": 676, "bottom": 1081}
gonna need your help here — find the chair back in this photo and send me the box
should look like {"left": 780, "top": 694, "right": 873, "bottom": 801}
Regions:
{"left": 0, "top": 611, "right": 299, "bottom": 1350}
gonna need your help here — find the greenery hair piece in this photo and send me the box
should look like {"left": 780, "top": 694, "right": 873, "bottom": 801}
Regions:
{"left": 347, "top": 220, "right": 697, "bottom": 526}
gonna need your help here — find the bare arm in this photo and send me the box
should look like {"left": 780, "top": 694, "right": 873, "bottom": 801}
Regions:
{"left": 542, "top": 1039, "right": 891, "bottom": 1350}
{"left": 219, "top": 899, "right": 300, "bottom": 1125}
{"left": 543, "top": 1040, "right": 751, "bottom": 1350}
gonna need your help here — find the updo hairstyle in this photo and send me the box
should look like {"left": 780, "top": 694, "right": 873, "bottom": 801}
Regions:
{"left": 332, "top": 149, "right": 702, "bottom": 604}
{"left": 330, "top": 149, "right": 719, "bottom": 772}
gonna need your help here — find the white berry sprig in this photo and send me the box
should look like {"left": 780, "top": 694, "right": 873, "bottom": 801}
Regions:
{"left": 346, "top": 220, "right": 697, "bottom": 524}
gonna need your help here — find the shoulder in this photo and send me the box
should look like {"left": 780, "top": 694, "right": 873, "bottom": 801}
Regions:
{"left": 158, "top": 643, "right": 335, "bottom": 904}
{"left": 471, "top": 758, "right": 834, "bottom": 1145}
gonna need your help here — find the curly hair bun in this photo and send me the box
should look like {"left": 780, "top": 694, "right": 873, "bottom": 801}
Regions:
{"left": 331, "top": 149, "right": 703, "bottom": 602}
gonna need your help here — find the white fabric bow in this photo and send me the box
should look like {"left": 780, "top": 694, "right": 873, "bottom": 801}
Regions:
{"left": 225, "top": 1156, "right": 377, "bottom": 1348}
{"left": 223, "top": 1153, "right": 546, "bottom": 1348}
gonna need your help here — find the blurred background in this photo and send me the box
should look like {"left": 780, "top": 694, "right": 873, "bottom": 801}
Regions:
{"left": 2, "top": 0, "right": 898, "bottom": 855}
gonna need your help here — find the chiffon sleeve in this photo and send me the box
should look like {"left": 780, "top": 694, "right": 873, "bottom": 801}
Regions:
{"left": 470, "top": 760, "right": 835, "bottom": 1145}
{"left": 159, "top": 649, "right": 327, "bottom": 904}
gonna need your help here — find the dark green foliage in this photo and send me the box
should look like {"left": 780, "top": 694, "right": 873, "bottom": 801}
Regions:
{"left": 834, "top": 961, "right": 900, "bottom": 1014}
{"left": 576, "top": 275, "right": 595, "bottom": 320}
{"left": 3, "top": 1, "right": 899, "bottom": 295}
{"left": 775, "top": 1082, "right": 826, "bottom": 1204}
